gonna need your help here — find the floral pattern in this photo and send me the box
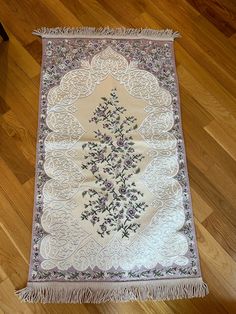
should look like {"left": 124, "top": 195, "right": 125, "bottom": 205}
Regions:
{"left": 81, "top": 89, "right": 147, "bottom": 238}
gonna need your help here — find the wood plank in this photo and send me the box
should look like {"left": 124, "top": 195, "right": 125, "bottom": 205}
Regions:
{"left": 203, "top": 212, "right": 236, "bottom": 261}
{"left": 205, "top": 163, "right": 236, "bottom": 206}
{"left": 40, "top": 0, "right": 82, "bottom": 26}
{"left": 0, "top": 72, "right": 38, "bottom": 136}
{"left": 180, "top": 86, "right": 214, "bottom": 127}
{"left": 0, "top": 125, "right": 35, "bottom": 184}
{"left": 0, "top": 29, "right": 40, "bottom": 78}
{"left": 0, "top": 278, "right": 32, "bottom": 314}
{"left": 0, "top": 158, "right": 33, "bottom": 229}
{"left": 25, "top": 38, "right": 43, "bottom": 65}
{"left": 182, "top": 101, "right": 236, "bottom": 185}
{"left": 1, "top": 111, "right": 36, "bottom": 167}
{"left": 97, "top": 0, "right": 145, "bottom": 26}
{"left": 196, "top": 220, "right": 236, "bottom": 312}
{"left": 0, "top": 96, "right": 10, "bottom": 115}
{"left": 0, "top": 189, "right": 31, "bottom": 261}
{"left": 61, "top": 0, "right": 119, "bottom": 27}
{"left": 186, "top": 0, "right": 236, "bottom": 37}
{"left": 0, "top": 276, "right": 48, "bottom": 314}
{"left": 177, "top": 65, "right": 236, "bottom": 127}
{"left": 190, "top": 188, "right": 213, "bottom": 223}
{"left": 0, "top": 0, "right": 62, "bottom": 46}
{"left": 204, "top": 119, "right": 236, "bottom": 161}
{"left": 133, "top": 0, "right": 236, "bottom": 94}
{"left": 0, "top": 225, "right": 29, "bottom": 287}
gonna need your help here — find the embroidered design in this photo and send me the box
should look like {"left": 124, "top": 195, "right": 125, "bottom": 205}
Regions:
{"left": 81, "top": 89, "right": 147, "bottom": 238}
{"left": 39, "top": 47, "right": 189, "bottom": 273}
{"left": 30, "top": 42, "right": 200, "bottom": 281}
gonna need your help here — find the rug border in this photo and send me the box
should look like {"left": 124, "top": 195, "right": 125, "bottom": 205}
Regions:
{"left": 170, "top": 40, "right": 203, "bottom": 277}
{"left": 27, "top": 37, "right": 47, "bottom": 283}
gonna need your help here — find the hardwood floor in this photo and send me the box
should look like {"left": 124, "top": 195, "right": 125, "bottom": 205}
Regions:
{"left": 0, "top": 0, "right": 236, "bottom": 313}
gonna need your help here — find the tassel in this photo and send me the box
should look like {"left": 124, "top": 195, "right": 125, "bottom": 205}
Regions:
{"left": 32, "top": 27, "right": 181, "bottom": 41}
{"left": 16, "top": 277, "right": 208, "bottom": 303}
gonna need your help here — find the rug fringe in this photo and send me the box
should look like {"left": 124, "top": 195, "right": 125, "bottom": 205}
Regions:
{"left": 16, "top": 278, "right": 208, "bottom": 303}
{"left": 32, "top": 27, "right": 180, "bottom": 40}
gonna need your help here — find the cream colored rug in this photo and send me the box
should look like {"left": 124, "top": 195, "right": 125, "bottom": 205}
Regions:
{"left": 16, "top": 27, "right": 208, "bottom": 303}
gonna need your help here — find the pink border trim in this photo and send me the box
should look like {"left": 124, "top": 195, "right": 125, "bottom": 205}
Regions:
{"left": 28, "top": 38, "right": 46, "bottom": 281}
{"left": 170, "top": 41, "right": 202, "bottom": 276}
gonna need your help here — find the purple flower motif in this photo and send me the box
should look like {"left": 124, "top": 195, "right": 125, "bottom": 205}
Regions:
{"left": 46, "top": 50, "right": 52, "bottom": 56}
{"left": 101, "top": 225, "right": 107, "bottom": 231}
{"left": 91, "top": 165, "right": 98, "bottom": 173}
{"left": 124, "top": 158, "right": 133, "bottom": 167}
{"left": 127, "top": 207, "right": 136, "bottom": 218}
{"left": 100, "top": 196, "right": 107, "bottom": 204}
{"left": 104, "top": 180, "right": 113, "bottom": 190}
{"left": 130, "top": 195, "right": 138, "bottom": 201}
{"left": 103, "top": 135, "right": 112, "bottom": 143}
{"left": 124, "top": 142, "right": 129, "bottom": 149}
{"left": 97, "top": 109, "right": 105, "bottom": 117}
{"left": 118, "top": 215, "right": 124, "bottom": 221}
{"left": 119, "top": 186, "right": 126, "bottom": 194}
{"left": 117, "top": 139, "right": 125, "bottom": 147}
{"left": 98, "top": 153, "right": 104, "bottom": 161}
{"left": 90, "top": 216, "right": 99, "bottom": 225}
{"left": 118, "top": 210, "right": 124, "bottom": 219}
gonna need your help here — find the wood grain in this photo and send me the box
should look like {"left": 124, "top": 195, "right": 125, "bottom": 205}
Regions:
{"left": 0, "top": 0, "right": 236, "bottom": 313}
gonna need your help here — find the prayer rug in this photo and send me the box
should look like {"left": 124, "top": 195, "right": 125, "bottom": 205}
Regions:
{"left": 16, "top": 27, "right": 208, "bottom": 303}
